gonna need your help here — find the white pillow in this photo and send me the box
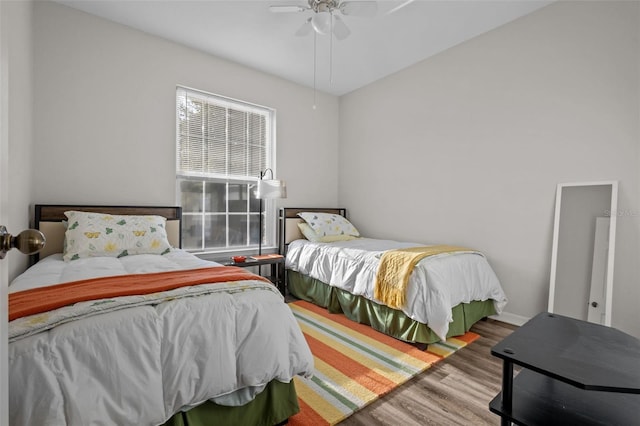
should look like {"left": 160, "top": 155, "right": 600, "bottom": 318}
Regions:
{"left": 63, "top": 211, "right": 172, "bottom": 261}
{"left": 298, "top": 222, "right": 359, "bottom": 243}
{"left": 297, "top": 212, "right": 360, "bottom": 238}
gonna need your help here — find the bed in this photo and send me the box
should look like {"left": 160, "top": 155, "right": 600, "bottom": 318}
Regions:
{"left": 9, "top": 204, "right": 314, "bottom": 426}
{"left": 279, "top": 207, "right": 507, "bottom": 344}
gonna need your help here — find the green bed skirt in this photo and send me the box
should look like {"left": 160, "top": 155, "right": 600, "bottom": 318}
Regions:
{"left": 162, "top": 380, "right": 299, "bottom": 426}
{"left": 287, "top": 270, "right": 496, "bottom": 344}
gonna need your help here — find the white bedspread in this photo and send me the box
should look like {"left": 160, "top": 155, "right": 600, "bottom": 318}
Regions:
{"left": 285, "top": 238, "right": 507, "bottom": 340}
{"left": 9, "top": 250, "right": 314, "bottom": 426}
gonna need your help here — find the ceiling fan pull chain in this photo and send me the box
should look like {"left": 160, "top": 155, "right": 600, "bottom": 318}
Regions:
{"left": 313, "top": 30, "right": 317, "bottom": 109}
{"left": 330, "top": 11, "right": 333, "bottom": 84}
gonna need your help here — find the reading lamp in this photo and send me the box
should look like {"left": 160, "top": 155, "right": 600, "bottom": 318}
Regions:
{"left": 255, "top": 169, "right": 287, "bottom": 255}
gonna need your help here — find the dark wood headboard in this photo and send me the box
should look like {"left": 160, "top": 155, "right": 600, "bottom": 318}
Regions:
{"left": 33, "top": 204, "right": 183, "bottom": 262}
{"left": 278, "top": 207, "right": 347, "bottom": 255}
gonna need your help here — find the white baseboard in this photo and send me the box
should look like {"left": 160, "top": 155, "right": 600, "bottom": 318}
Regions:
{"left": 489, "top": 311, "right": 530, "bottom": 327}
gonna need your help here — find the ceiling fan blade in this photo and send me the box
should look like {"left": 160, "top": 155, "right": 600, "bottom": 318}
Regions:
{"left": 386, "top": 0, "right": 415, "bottom": 15}
{"left": 269, "top": 5, "right": 308, "bottom": 13}
{"left": 339, "top": 1, "right": 378, "bottom": 17}
{"left": 332, "top": 15, "right": 351, "bottom": 40}
{"left": 295, "top": 18, "right": 313, "bottom": 36}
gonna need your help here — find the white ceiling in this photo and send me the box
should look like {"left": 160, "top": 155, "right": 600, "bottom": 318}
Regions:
{"left": 54, "top": 0, "right": 552, "bottom": 96}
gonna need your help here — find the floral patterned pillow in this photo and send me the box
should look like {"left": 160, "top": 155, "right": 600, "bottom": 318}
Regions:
{"left": 63, "top": 211, "right": 172, "bottom": 261}
{"left": 297, "top": 212, "right": 360, "bottom": 238}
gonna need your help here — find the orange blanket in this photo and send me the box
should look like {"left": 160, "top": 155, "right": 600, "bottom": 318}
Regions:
{"left": 9, "top": 266, "right": 271, "bottom": 321}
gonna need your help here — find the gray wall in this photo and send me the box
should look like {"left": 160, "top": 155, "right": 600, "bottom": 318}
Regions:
{"left": 339, "top": 1, "right": 640, "bottom": 337}
{"left": 4, "top": 0, "right": 34, "bottom": 281}
{"left": 32, "top": 1, "right": 340, "bottom": 215}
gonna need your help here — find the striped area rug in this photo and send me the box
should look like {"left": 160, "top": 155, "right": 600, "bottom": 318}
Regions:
{"left": 288, "top": 300, "right": 479, "bottom": 426}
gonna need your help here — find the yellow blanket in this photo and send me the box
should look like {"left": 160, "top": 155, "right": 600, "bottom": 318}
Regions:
{"left": 374, "top": 245, "right": 477, "bottom": 309}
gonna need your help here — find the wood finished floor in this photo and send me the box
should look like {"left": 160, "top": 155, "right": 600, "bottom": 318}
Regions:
{"left": 336, "top": 318, "right": 518, "bottom": 426}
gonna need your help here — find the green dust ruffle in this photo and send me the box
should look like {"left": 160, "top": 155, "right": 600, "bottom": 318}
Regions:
{"left": 162, "top": 379, "right": 298, "bottom": 426}
{"left": 287, "top": 270, "right": 496, "bottom": 344}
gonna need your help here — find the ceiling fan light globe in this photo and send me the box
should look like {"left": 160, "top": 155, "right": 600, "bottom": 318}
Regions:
{"left": 311, "top": 12, "right": 332, "bottom": 34}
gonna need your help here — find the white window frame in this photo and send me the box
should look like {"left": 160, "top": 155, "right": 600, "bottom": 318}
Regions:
{"left": 176, "top": 86, "right": 278, "bottom": 255}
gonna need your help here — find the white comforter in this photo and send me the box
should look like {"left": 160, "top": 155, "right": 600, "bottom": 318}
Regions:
{"left": 285, "top": 238, "right": 507, "bottom": 340}
{"left": 9, "top": 250, "right": 314, "bottom": 426}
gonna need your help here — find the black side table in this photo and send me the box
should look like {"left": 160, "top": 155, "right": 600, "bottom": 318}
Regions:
{"left": 490, "top": 312, "right": 640, "bottom": 426}
{"left": 223, "top": 255, "right": 286, "bottom": 296}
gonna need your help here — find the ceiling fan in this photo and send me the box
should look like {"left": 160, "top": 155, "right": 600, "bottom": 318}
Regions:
{"left": 269, "top": 0, "right": 378, "bottom": 40}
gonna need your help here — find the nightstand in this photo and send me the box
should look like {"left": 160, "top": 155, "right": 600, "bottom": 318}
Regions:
{"left": 223, "top": 255, "right": 286, "bottom": 296}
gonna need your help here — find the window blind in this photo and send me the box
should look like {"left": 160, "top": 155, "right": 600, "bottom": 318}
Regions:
{"left": 176, "top": 87, "right": 272, "bottom": 180}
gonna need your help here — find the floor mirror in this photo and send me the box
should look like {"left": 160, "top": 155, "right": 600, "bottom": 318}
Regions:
{"left": 548, "top": 181, "right": 618, "bottom": 326}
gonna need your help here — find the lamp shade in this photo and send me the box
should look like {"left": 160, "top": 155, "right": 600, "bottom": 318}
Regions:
{"left": 256, "top": 179, "right": 287, "bottom": 199}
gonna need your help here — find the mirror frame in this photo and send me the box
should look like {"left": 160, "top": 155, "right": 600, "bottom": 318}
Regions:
{"left": 548, "top": 180, "right": 618, "bottom": 326}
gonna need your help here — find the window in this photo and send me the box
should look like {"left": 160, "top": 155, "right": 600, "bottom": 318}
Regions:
{"left": 176, "top": 86, "right": 277, "bottom": 254}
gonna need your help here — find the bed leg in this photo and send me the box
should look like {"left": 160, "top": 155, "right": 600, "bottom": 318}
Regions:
{"left": 412, "top": 342, "right": 428, "bottom": 351}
